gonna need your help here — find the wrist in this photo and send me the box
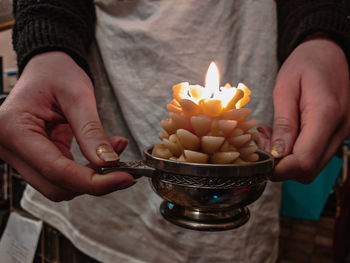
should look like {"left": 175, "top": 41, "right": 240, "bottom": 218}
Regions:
{"left": 21, "top": 51, "right": 93, "bottom": 90}
{"left": 297, "top": 33, "right": 347, "bottom": 65}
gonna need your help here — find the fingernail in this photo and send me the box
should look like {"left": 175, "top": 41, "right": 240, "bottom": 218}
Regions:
{"left": 96, "top": 145, "right": 119, "bottom": 162}
{"left": 270, "top": 140, "right": 285, "bottom": 158}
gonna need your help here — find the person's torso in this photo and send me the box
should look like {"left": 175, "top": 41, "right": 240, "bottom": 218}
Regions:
{"left": 22, "top": 1, "right": 281, "bottom": 263}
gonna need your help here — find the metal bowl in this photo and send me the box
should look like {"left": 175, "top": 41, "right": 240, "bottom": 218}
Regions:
{"left": 99, "top": 146, "right": 274, "bottom": 231}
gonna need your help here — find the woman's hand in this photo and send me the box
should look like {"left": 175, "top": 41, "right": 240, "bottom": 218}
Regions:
{"left": 0, "top": 52, "right": 135, "bottom": 201}
{"left": 259, "top": 37, "right": 350, "bottom": 183}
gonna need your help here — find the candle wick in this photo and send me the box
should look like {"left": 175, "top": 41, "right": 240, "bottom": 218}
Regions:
{"left": 187, "top": 90, "right": 192, "bottom": 97}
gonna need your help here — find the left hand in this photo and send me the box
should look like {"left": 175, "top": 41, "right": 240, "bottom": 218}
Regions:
{"left": 258, "top": 36, "right": 350, "bottom": 183}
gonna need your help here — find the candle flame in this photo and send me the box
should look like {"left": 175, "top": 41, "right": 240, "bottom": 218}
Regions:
{"left": 171, "top": 61, "right": 251, "bottom": 115}
{"left": 205, "top": 62, "right": 220, "bottom": 97}
{"left": 204, "top": 62, "right": 236, "bottom": 108}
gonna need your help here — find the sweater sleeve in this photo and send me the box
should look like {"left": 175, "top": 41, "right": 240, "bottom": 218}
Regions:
{"left": 277, "top": 0, "right": 350, "bottom": 64}
{"left": 12, "top": 0, "right": 96, "bottom": 79}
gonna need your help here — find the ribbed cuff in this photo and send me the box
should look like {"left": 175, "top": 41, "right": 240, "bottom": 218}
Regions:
{"left": 278, "top": 3, "right": 350, "bottom": 64}
{"left": 13, "top": 19, "right": 93, "bottom": 79}
{"left": 12, "top": 0, "right": 95, "bottom": 80}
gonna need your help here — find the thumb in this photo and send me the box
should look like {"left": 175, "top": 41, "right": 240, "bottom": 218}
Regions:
{"left": 58, "top": 81, "right": 123, "bottom": 166}
{"left": 271, "top": 75, "right": 300, "bottom": 158}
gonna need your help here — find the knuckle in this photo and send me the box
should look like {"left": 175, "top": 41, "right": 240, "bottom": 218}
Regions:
{"left": 321, "top": 101, "right": 341, "bottom": 121}
{"left": 44, "top": 191, "right": 66, "bottom": 202}
{"left": 40, "top": 164, "right": 56, "bottom": 181}
{"left": 40, "top": 158, "right": 72, "bottom": 186}
{"left": 70, "top": 88, "right": 89, "bottom": 103}
{"left": 326, "top": 99, "right": 339, "bottom": 113}
{"left": 87, "top": 184, "right": 106, "bottom": 196}
{"left": 57, "top": 81, "right": 87, "bottom": 99}
{"left": 80, "top": 120, "right": 104, "bottom": 139}
{"left": 57, "top": 160, "right": 75, "bottom": 178}
{"left": 86, "top": 177, "right": 111, "bottom": 196}
{"left": 273, "top": 116, "right": 297, "bottom": 133}
{"left": 297, "top": 157, "right": 317, "bottom": 177}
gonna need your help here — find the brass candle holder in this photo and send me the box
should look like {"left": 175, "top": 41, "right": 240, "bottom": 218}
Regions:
{"left": 99, "top": 146, "right": 274, "bottom": 231}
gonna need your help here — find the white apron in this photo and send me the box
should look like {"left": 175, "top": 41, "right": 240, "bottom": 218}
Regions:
{"left": 21, "top": 1, "right": 281, "bottom": 262}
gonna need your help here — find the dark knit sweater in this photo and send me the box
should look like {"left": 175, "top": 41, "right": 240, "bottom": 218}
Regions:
{"left": 12, "top": 0, "right": 96, "bottom": 78}
{"left": 278, "top": 0, "right": 350, "bottom": 63}
{"left": 12, "top": 0, "right": 350, "bottom": 78}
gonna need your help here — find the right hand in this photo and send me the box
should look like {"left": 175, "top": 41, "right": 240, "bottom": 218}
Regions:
{"left": 0, "top": 52, "right": 135, "bottom": 201}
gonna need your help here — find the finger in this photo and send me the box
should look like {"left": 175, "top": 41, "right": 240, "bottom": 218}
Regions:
{"left": 7, "top": 129, "right": 136, "bottom": 195}
{"left": 87, "top": 136, "right": 129, "bottom": 170}
{"left": 0, "top": 146, "right": 78, "bottom": 201}
{"left": 256, "top": 125, "right": 272, "bottom": 152}
{"left": 272, "top": 113, "right": 342, "bottom": 183}
{"left": 272, "top": 80, "right": 342, "bottom": 183}
{"left": 108, "top": 136, "right": 129, "bottom": 154}
{"left": 56, "top": 84, "right": 121, "bottom": 166}
{"left": 270, "top": 74, "right": 300, "bottom": 158}
{"left": 50, "top": 126, "right": 129, "bottom": 159}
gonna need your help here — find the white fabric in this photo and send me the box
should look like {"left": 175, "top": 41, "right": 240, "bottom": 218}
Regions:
{"left": 21, "top": 0, "right": 282, "bottom": 262}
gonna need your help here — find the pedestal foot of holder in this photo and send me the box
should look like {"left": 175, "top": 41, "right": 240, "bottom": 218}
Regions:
{"left": 160, "top": 201, "right": 250, "bottom": 231}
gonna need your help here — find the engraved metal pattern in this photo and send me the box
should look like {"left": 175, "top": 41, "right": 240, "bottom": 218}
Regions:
{"left": 98, "top": 160, "right": 155, "bottom": 177}
{"left": 157, "top": 172, "right": 270, "bottom": 189}
{"left": 118, "top": 160, "right": 148, "bottom": 169}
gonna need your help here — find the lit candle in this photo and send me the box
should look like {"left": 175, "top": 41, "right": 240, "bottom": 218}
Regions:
{"left": 152, "top": 62, "right": 259, "bottom": 164}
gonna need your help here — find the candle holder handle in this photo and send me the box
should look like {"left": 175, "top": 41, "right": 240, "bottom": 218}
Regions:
{"left": 98, "top": 160, "right": 155, "bottom": 179}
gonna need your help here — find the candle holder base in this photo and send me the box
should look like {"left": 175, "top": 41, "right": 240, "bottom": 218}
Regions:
{"left": 160, "top": 201, "right": 250, "bottom": 231}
